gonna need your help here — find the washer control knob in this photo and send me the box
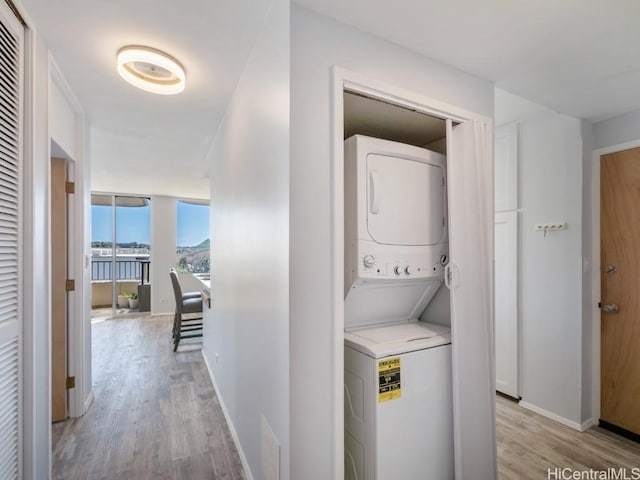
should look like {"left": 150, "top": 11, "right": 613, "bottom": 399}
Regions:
{"left": 405, "top": 265, "right": 413, "bottom": 275}
{"left": 394, "top": 265, "right": 402, "bottom": 275}
{"left": 440, "top": 254, "right": 449, "bottom": 266}
{"left": 363, "top": 255, "right": 375, "bottom": 268}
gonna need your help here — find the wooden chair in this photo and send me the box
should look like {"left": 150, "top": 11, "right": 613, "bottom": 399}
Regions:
{"left": 169, "top": 269, "right": 203, "bottom": 351}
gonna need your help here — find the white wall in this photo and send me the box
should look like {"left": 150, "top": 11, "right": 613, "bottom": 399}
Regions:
{"left": 495, "top": 89, "right": 585, "bottom": 425}
{"left": 290, "top": 6, "right": 493, "bottom": 478}
{"left": 50, "top": 58, "right": 92, "bottom": 420}
{"left": 23, "top": 30, "right": 53, "bottom": 480}
{"left": 594, "top": 108, "right": 640, "bottom": 150}
{"left": 150, "top": 196, "right": 177, "bottom": 315}
{"left": 202, "top": 0, "right": 290, "bottom": 478}
{"left": 50, "top": 80, "right": 76, "bottom": 157}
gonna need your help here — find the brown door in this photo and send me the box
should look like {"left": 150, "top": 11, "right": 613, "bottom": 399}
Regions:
{"left": 51, "top": 157, "right": 68, "bottom": 422}
{"left": 601, "top": 146, "right": 640, "bottom": 435}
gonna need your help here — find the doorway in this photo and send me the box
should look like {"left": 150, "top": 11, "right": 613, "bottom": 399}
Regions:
{"left": 90, "top": 194, "right": 151, "bottom": 320}
{"left": 599, "top": 146, "right": 640, "bottom": 440}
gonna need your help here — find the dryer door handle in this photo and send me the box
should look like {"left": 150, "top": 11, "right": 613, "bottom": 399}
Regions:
{"left": 369, "top": 169, "right": 381, "bottom": 214}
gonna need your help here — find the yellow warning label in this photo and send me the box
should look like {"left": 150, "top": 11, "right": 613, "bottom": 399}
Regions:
{"left": 378, "top": 357, "right": 401, "bottom": 403}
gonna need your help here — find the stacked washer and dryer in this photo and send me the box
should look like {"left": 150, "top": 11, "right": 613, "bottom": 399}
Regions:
{"left": 343, "top": 135, "right": 454, "bottom": 480}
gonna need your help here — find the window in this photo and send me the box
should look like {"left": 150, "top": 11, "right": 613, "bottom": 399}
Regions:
{"left": 90, "top": 195, "right": 151, "bottom": 313}
{"left": 176, "top": 201, "right": 210, "bottom": 273}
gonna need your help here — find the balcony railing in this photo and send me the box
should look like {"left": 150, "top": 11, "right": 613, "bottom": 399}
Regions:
{"left": 91, "top": 257, "right": 150, "bottom": 283}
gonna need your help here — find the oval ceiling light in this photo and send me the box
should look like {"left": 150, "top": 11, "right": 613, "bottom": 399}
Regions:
{"left": 117, "top": 46, "right": 186, "bottom": 95}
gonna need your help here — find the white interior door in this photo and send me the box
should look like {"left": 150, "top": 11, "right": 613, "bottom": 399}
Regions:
{"left": 446, "top": 118, "right": 497, "bottom": 480}
{"left": 494, "top": 211, "right": 518, "bottom": 398}
{"left": 0, "top": 2, "right": 24, "bottom": 479}
{"left": 493, "top": 122, "right": 519, "bottom": 399}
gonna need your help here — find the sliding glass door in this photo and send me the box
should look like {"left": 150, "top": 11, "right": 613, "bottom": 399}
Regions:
{"left": 91, "top": 194, "right": 151, "bottom": 318}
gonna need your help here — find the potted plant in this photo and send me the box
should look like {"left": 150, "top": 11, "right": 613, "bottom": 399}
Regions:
{"left": 117, "top": 293, "right": 129, "bottom": 308}
{"left": 128, "top": 292, "right": 139, "bottom": 309}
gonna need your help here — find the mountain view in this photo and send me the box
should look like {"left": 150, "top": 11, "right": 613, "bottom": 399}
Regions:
{"left": 176, "top": 238, "right": 210, "bottom": 273}
{"left": 91, "top": 241, "right": 150, "bottom": 251}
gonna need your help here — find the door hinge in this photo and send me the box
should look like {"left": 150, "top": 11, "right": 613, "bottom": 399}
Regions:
{"left": 66, "top": 279, "right": 75, "bottom": 291}
{"left": 598, "top": 302, "right": 602, "bottom": 309}
{"left": 65, "top": 181, "right": 75, "bottom": 194}
{"left": 66, "top": 376, "right": 75, "bottom": 389}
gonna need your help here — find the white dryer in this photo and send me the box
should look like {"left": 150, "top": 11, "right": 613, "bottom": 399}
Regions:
{"left": 344, "top": 135, "right": 449, "bottom": 328}
{"left": 344, "top": 135, "right": 448, "bottom": 292}
{"left": 344, "top": 321, "right": 454, "bottom": 480}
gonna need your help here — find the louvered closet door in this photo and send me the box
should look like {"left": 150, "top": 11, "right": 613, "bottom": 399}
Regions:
{"left": 0, "top": 2, "right": 23, "bottom": 479}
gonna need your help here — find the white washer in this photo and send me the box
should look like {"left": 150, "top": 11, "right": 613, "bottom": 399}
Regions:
{"left": 344, "top": 320, "right": 454, "bottom": 480}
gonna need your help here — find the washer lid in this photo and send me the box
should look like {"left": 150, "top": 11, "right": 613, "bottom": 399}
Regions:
{"left": 344, "top": 279, "right": 442, "bottom": 329}
{"left": 344, "top": 320, "right": 451, "bottom": 358}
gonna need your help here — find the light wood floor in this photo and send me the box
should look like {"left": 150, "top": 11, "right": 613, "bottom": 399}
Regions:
{"left": 53, "top": 314, "right": 640, "bottom": 479}
{"left": 52, "top": 315, "right": 245, "bottom": 480}
{"left": 497, "top": 394, "right": 640, "bottom": 479}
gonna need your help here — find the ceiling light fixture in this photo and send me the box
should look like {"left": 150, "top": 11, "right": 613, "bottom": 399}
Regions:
{"left": 117, "top": 46, "right": 186, "bottom": 95}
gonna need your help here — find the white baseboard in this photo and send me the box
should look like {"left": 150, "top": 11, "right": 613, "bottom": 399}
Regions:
{"left": 201, "top": 351, "right": 253, "bottom": 480}
{"left": 581, "top": 418, "right": 596, "bottom": 431}
{"left": 84, "top": 389, "right": 95, "bottom": 413}
{"left": 519, "top": 401, "right": 582, "bottom": 431}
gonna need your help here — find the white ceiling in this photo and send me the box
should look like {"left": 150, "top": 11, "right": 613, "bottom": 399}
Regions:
{"left": 297, "top": 0, "right": 640, "bottom": 122}
{"left": 21, "top": 1, "right": 640, "bottom": 198}
{"left": 22, "top": 0, "right": 272, "bottom": 200}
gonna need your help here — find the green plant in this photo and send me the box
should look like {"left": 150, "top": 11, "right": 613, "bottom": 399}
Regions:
{"left": 177, "top": 256, "right": 188, "bottom": 273}
{"left": 125, "top": 292, "right": 138, "bottom": 299}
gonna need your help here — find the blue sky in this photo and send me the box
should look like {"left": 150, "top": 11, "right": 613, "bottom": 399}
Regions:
{"left": 176, "top": 201, "right": 209, "bottom": 247}
{"left": 91, "top": 200, "right": 209, "bottom": 247}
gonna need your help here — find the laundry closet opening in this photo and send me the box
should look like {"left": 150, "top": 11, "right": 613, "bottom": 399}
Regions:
{"left": 342, "top": 90, "right": 455, "bottom": 479}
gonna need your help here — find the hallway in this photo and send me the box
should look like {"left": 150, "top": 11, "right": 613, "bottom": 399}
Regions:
{"left": 51, "top": 313, "right": 640, "bottom": 479}
{"left": 52, "top": 315, "right": 245, "bottom": 479}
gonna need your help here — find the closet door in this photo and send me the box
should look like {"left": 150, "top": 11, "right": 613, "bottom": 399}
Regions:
{"left": 446, "top": 119, "right": 497, "bottom": 480}
{"left": 0, "top": 2, "right": 24, "bottom": 479}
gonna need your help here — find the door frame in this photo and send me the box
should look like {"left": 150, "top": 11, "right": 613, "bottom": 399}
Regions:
{"left": 329, "top": 66, "right": 494, "bottom": 479}
{"left": 590, "top": 138, "right": 640, "bottom": 426}
{"left": 50, "top": 57, "right": 91, "bottom": 420}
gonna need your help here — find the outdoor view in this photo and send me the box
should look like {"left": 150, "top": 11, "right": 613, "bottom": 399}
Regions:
{"left": 90, "top": 197, "right": 210, "bottom": 312}
{"left": 176, "top": 201, "right": 210, "bottom": 273}
{"left": 91, "top": 199, "right": 210, "bottom": 275}
{"left": 91, "top": 199, "right": 152, "bottom": 280}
